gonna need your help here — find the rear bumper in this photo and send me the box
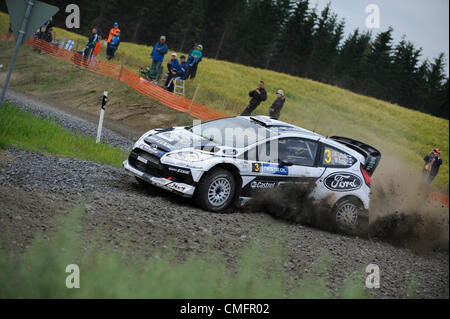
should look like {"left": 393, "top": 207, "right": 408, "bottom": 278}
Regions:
{"left": 123, "top": 160, "right": 195, "bottom": 197}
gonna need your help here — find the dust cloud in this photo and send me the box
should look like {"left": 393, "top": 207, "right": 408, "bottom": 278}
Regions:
{"left": 242, "top": 156, "right": 448, "bottom": 252}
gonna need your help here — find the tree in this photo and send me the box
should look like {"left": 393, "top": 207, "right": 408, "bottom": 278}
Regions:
{"left": 360, "top": 27, "right": 394, "bottom": 100}
{"left": 390, "top": 37, "right": 422, "bottom": 106}
{"left": 306, "top": 3, "right": 345, "bottom": 82}
{"left": 274, "top": 0, "right": 316, "bottom": 76}
{"left": 336, "top": 29, "right": 371, "bottom": 89}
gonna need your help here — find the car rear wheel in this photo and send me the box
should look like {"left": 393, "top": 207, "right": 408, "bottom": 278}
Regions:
{"left": 195, "top": 169, "right": 236, "bottom": 212}
{"left": 333, "top": 197, "right": 368, "bottom": 235}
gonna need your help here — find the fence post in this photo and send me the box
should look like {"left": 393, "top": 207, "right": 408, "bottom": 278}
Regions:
{"left": 96, "top": 91, "right": 108, "bottom": 143}
{"left": 189, "top": 84, "right": 200, "bottom": 113}
{"left": 118, "top": 59, "right": 125, "bottom": 80}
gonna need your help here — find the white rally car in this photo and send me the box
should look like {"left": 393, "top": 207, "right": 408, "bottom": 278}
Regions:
{"left": 123, "top": 116, "right": 381, "bottom": 230}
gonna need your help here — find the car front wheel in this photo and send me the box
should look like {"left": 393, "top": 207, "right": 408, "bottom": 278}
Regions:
{"left": 194, "top": 169, "right": 236, "bottom": 212}
{"left": 333, "top": 197, "right": 369, "bottom": 235}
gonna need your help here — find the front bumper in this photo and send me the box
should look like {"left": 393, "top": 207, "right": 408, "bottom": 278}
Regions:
{"left": 123, "top": 160, "right": 196, "bottom": 197}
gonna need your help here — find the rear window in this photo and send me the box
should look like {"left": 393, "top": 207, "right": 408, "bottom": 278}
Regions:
{"left": 321, "top": 145, "right": 356, "bottom": 168}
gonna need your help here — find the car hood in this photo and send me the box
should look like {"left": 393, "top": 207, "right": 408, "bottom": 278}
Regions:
{"left": 144, "top": 128, "right": 218, "bottom": 152}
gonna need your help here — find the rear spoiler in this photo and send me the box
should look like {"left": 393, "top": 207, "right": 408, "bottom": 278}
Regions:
{"left": 330, "top": 136, "right": 381, "bottom": 175}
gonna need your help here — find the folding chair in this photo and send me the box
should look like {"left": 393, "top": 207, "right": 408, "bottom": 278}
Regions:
{"left": 174, "top": 78, "right": 185, "bottom": 96}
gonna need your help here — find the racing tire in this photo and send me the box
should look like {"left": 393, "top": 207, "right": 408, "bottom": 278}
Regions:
{"left": 194, "top": 169, "right": 236, "bottom": 212}
{"left": 332, "top": 197, "right": 369, "bottom": 236}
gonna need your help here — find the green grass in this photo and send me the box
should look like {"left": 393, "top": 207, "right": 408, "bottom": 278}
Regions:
{"left": 0, "top": 103, "right": 127, "bottom": 166}
{"left": 0, "top": 203, "right": 370, "bottom": 298}
{"left": 0, "top": 12, "right": 448, "bottom": 190}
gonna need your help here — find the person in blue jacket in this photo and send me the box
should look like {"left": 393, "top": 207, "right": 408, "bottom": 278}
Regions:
{"left": 165, "top": 56, "right": 192, "bottom": 92}
{"left": 166, "top": 53, "right": 180, "bottom": 74}
{"left": 149, "top": 35, "right": 168, "bottom": 79}
{"left": 106, "top": 31, "right": 120, "bottom": 60}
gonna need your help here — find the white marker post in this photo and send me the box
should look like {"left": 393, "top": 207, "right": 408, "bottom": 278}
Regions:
{"left": 96, "top": 91, "right": 108, "bottom": 144}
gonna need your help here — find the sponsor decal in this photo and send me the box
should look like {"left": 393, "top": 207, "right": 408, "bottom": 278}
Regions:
{"left": 262, "top": 163, "right": 289, "bottom": 176}
{"left": 151, "top": 177, "right": 171, "bottom": 186}
{"left": 158, "top": 132, "right": 179, "bottom": 143}
{"left": 250, "top": 181, "right": 277, "bottom": 189}
{"left": 146, "top": 136, "right": 173, "bottom": 149}
{"left": 324, "top": 172, "right": 362, "bottom": 192}
{"left": 167, "top": 183, "right": 187, "bottom": 192}
{"left": 168, "top": 167, "right": 190, "bottom": 175}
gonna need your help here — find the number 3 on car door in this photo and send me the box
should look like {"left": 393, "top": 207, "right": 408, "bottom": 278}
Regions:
{"left": 324, "top": 148, "right": 332, "bottom": 164}
{"left": 252, "top": 162, "right": 261, "bottom": 173}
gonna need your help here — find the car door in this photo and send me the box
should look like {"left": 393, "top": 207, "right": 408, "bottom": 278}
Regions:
{"left": 273, "top": 137, "right": 325, "bottom": 184}
{"left": 240, "top": 137, "right": 325, "bottom": 196}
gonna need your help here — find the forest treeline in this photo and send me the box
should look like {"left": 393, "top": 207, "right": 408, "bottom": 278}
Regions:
{"left": 2, "top": 0, "right": 448, "bottom": 118}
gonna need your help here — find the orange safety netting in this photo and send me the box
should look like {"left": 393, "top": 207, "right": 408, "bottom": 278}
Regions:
{"left": 429, "top": 191, "right": 450, "bottom": 208}
{"left": 26, "top": 37, "right": 227, "bottom": 121}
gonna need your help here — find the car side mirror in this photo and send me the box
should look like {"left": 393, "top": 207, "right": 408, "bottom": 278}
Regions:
{"left": 279, "top": 159, "right": 293, "bottom": 168}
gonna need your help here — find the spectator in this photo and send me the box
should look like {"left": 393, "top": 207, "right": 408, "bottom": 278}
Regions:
{"left": 149, "top": 35, "right": 168, "bottom": 80}
{"left": 44, "top": 19, "right": 53, "bottom": 32}
{"left": 241, "top": 81, "right": 267, "bottom": 116}
{"left": 167, "top": 53, "right": 180, "bottom": 74}
{"left": 83, "top": 27, "right": 99, "bottom": 66}
{"left": 269, "top": 90, "right": 286, "bottom": 120}
{"left": 165, "top": 56, "right": 192, "bottom": 92}
{"left": 165, "top": 55, "right": 185, "bottom": 87}
{"left": 188, "top": 43, "right": 203, "bottom": 79}
{"left": 106, "top": 32, "right": 120, "bottom": 60}
{"left": 107, "top": 22, "right": 121, "bottom": 55}
{"left": 42, "top": 27, "right": 54, "bottom": 43}
{"left": 423, "top": 148, "right": 443, "bottom": 183}
{"left": 91, "top": 35, "right": 102, "bottom": 64}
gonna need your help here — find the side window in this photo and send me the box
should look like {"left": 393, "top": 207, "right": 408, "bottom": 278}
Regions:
{"left": 321, "top": 145, "right": 356, "bottom": 167}
{"left": 278, "top": 138, "right": 318, "bottom": 166}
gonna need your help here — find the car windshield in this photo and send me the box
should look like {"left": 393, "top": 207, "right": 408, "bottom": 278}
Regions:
{"left": 188, "top": 117, "right": 270, "bottom": 148}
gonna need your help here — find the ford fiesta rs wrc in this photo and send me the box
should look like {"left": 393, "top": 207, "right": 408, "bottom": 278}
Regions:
{"left": 123, "top": 116, "right": 381, "bottom": 230}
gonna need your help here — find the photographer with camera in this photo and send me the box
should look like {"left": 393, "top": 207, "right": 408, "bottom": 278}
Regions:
{"left": 423, "top": 148, "right": 443, "bottom": 183}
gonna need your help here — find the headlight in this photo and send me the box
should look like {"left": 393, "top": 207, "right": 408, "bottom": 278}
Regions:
{"left": 166, "top": 151, "right": 211, "bottom": 162}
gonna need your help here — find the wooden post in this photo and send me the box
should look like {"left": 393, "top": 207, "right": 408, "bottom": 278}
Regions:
{"left": 189, "top": 84, "right": 200, "bottom": 113}
{"left": 118, "top": 59, "right": 125, "bottom": 80}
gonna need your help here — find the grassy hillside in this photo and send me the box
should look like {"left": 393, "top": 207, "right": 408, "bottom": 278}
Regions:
{"left": 0, "top": 12, "right": 448, "bottom": 190}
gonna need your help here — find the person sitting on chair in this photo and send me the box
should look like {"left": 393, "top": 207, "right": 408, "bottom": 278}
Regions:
{"left": 165, "top": 56, "right": 192, "bottom": 92}
{"left": 167, "top": 53, "right": 180, "bottom": 75}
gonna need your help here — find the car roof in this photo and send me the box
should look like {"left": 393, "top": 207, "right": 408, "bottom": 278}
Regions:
{"left": 248, "top": 116, "right": 321, "bottom": 138}
{"left": 246, "top": 116, "right": 364, "bottom": 162}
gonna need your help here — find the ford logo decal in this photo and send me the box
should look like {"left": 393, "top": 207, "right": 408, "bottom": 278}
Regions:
{"left": 324, "top": 172, "right": 362, "bottom": 192}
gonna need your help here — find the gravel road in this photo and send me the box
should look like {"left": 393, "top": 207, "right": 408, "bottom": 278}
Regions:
{"left": 0, "top": 93, "right": 448, "bottom": 298}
